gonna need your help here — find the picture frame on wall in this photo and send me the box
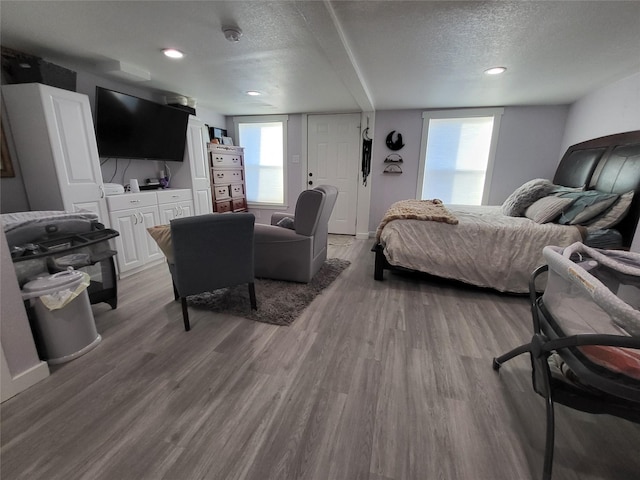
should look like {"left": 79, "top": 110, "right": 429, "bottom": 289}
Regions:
{"left": 210, "top": 127, "right": 227, "bottom": 144}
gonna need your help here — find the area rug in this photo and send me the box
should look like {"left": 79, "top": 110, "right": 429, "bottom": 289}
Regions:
{"left": 328, "top": 234, "right": 354, "bottom": 247}
{"left": 188, "top": 258, "right": 350, "bottom": 326}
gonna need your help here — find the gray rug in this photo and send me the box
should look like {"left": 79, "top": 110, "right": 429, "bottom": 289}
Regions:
{"left": 188, "top": 258, "right": 350, "bottom": 326}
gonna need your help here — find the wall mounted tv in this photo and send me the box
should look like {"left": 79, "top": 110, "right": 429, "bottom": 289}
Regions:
{"left": 95, "top": 86, "right": 189, "bottom": 162}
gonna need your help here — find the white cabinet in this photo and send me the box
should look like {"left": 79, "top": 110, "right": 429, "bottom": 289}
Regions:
{"left": 107, "top": 192, "right": 163, "bottom": 277}
{"left": 157, "top": 189, "right": 194, "bottom": 224}
{"left": 170, "top": 116, "right": 212, "bottom": 215}
{"left": 2, "top": 83, "right": 109, "bottom": 225}
{"left": 106, "top": 189, "right": 194, "bottom": 277}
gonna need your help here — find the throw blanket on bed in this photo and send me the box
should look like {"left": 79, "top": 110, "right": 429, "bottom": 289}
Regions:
{"left": 376, "top": 199, "right": 458, "bottom": 241}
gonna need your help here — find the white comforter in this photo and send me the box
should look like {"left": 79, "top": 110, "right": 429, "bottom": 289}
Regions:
{"left": 379, "top": 205, "right": 584, "bottom": 293}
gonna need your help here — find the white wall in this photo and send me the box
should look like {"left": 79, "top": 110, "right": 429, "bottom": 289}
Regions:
{"left": 0, "top": 231, "right": 49, "bottom": 402}
{"left": 561, "top": 71, "right": 640, "bottom": 151}
{"left": 368, "top": 106, "right": 569, "bottom": 231}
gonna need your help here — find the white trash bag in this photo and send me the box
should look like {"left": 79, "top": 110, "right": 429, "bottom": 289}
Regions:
{"left": 22, "top": 268, "right": 91, "bottom": 311}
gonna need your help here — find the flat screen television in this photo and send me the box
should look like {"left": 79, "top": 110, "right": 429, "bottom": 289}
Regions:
{"left": 95, "top": 87, "right": 189, "bottom": 162}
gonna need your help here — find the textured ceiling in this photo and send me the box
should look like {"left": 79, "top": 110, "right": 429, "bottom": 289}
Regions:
{"left": 1, "top": 1, "right": 639, "bottom": 115}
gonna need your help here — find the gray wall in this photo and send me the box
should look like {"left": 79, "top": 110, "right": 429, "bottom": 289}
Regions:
{"left": 561, "top": 71, "right": 640, "bottom": 151}
{"left": 0, "top": 230, "right": 47, "bottom": 378}
{"left": 367, "top": 106, "right": 569, "bottom": 231}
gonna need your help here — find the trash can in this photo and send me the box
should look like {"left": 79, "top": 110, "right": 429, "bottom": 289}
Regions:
{"left": 22, "top": 268, "right": 101, "bottom": 365}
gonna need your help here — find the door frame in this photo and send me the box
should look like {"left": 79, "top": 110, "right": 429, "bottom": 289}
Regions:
{"left": 302, "top": 112, "right": 373, "bottom": 239}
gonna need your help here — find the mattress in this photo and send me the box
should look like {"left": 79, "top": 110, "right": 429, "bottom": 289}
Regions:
{"left": 379, "top": 205, "right": 584, "bottom": 293}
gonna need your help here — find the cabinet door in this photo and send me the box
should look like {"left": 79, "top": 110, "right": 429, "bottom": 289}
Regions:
{"left": 2, "top": 84, "right": 109, "bottom": 225}
{"left": 159, "top": 202, "right": 179, "bottom": 224}
{"left": 138, "top": 205, "right": 163, "bottom": 263}
{"left": 159, "top": 201, "right": 194, "bottom": 224}
{"left": 109, "top": 208, "right": 145, "bottom": 273}
{"left": 42, "top": 85, "right": 110, "bottom": 224}
{"left": 179, "top": 201, "right": 194, "bottom": 218}
{"left": 185, "top": 118, "right": 213, "bottom": 215}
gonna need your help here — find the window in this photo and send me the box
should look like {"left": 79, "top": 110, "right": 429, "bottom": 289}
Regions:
{"left": 417, "top": 108, "right": 503, "bottom": 205}
{"left": 233, "top": 115, "right": 288, "bottom": 206}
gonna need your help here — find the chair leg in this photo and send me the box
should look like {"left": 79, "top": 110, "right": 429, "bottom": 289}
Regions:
{"left": 542, "top": 392, "right": 556, "bottom": 480}
{"left": 181, "top": 297, "right": 191, "bottom": 331}
{"left": 248, "top": 282, "right": 257, "bottom": 310}
{"left": 492, "top": 342, "right": 533, "bottom": 370}
{"left": 173, "top": 281, "right": 180, "bottom": 301}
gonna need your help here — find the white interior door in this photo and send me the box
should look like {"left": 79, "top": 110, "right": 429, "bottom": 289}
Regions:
{"left": 307, "top": 113, "right": 360, "bottom": 235}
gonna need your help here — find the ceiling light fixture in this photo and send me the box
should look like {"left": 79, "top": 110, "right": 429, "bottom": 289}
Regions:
{"left": 484, "top": 66, "right": 507, "bottom": 75}
{"left": 163, "top": 48, "right": 184, "bottom": 59}
{"left": 223, "top": 26, "right": 243, "bottom": 43}
{"left": 246, "top": 91, "right": 261, "bottom": 96}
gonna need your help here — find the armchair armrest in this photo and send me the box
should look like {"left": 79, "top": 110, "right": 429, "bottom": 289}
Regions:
{"left": 271, "top": 212, "right": 294, "bottom": 226}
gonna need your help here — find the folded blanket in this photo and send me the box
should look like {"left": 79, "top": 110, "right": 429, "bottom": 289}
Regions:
{"left": 376, "top": 199, "right": 458, "bottom": 241}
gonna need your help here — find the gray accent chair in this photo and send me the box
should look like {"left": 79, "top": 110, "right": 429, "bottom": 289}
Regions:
{"left": 169, "top": 213, "right": 256, "bottom": 331}
{"left": 254, "top": 185, "right": 338, "bottom": 283}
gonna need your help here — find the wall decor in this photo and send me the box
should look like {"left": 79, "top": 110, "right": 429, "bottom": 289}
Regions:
{"left": 385, "top": 130, "right": 404, "bottom": 151}
{"left": 1, "top": 123, "right": 15, "bottom": 177}
{"left": 383, "top": 153, "right": 403, "bottom": 173}
{"left": 361, "top": 123, "right": 372, "bottom": 186}
{"left": 210, "top": 126, "right": 227, "bottom": 143}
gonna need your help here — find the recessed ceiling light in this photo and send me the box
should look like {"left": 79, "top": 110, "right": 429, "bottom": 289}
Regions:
{"left": 484, "top": 66, "right": 507, "bottom": 75}
{"left": 163, "top": 49, "right": 184, "bottom": 59}
{"left": 246, "top": 91, "right": 261, "bottom": 96}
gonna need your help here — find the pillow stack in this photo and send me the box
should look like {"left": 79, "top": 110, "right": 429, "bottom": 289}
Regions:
{"left": 501, "top": 179, "right": 555, "bottom": 216}
{"left": 502, "top": 178, "right": 634, "bottom": 229}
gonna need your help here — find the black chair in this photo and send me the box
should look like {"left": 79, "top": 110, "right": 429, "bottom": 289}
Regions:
{"left": 169, "top": 213, "right": 257, "bottom": 331}
{"left": 493, "top": 244, "right": 640, "bottom": 480}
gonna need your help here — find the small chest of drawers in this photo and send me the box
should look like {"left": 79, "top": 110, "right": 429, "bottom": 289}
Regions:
{"left": 208, "top": 144, "right": 248, "bottom": 213}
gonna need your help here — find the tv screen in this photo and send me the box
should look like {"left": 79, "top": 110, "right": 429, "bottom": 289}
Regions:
{"left": 95, "top": 87, "right": 189, "bottom": 162}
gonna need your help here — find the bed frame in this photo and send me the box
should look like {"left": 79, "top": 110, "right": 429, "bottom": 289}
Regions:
{"left": 374, "top": 130, "right": 640, "bottom": 281}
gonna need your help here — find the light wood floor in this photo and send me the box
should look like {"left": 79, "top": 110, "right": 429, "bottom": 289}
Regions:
{"left": 2, "top": 238, "right": 639, "bottom": 480}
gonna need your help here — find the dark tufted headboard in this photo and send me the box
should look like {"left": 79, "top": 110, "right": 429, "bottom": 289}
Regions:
{"left": 553, "top": 130, "right": 640, "bottom": 248}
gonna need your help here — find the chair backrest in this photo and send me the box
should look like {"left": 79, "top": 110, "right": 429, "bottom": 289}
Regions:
{"left": 291, "top": 185, "right": 338, "bottom": 255}
{"left": 293, "top": 188, "right": 325, "bottom": 237}
{"left": 170, "top": 212, "right": 255, "bottom": 297}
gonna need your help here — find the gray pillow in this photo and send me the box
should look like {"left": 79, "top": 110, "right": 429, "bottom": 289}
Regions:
{"left": 585, "top": 191, "right": 634, "bottom": 230}
{"left": 276, "top": 216, "right": 295, "bottom": 229}
{"left": 525, "top": 195, "right": 576, "bottom": 223}
{"left": 556, "top": 190, "right": 619, "bottom": 225}
{"left": 501, "top": 178, "right": 554, "bottom": 217}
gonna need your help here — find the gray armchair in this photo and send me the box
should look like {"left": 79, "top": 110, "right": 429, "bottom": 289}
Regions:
{"left": 254, "top": 185, "right": 338, "bottom": 283}
{"left": 170, "top": 213, "right": 256, "bottom": 331}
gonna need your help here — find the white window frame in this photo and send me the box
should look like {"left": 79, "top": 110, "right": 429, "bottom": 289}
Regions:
{"left": 416, "top": 107, "right": 504, "bottom": 205}
{"left": 233, "top": 115, "right": 288, "bottom": 208}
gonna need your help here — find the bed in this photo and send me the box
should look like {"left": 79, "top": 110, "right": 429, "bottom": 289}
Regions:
{"left": 373, "top": 130, "right": 640, "bottom": 293}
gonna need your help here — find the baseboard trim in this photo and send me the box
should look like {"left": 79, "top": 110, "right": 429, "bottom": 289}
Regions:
{"left": 1, "top": 358, "right": 49, "bottom": 403}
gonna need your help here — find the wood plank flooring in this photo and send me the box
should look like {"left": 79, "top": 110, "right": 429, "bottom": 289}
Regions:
{"left": 2, "top": 237, "right": 639, "bottom": 480}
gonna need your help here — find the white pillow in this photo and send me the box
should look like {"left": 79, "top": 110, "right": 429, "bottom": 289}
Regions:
{"left": 525, "top": 196, "right": 576, "bottom": 223}
{"left": 501, "top": 179, "right": 554, "bottom": 217}
{"left": 586, "top": 191, "right": 634, "bottom": 231}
